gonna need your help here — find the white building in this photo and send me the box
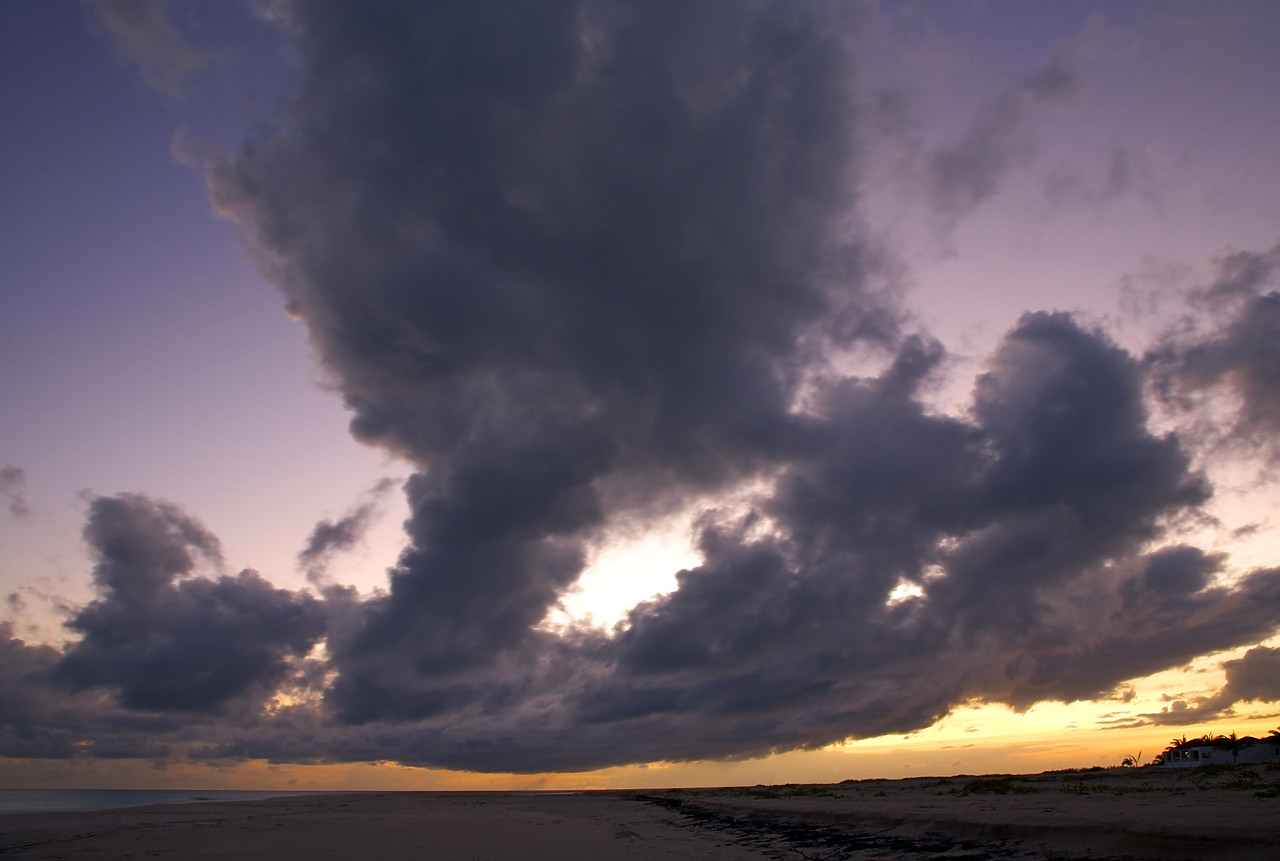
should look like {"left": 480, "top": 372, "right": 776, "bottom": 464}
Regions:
{"left": 1162, "top": 737, "right": 1280, "bottom": 767}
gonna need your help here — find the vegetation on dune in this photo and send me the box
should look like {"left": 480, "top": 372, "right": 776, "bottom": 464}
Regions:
{"left": 956, "top": 777, "right": 1038, "bottom": 796}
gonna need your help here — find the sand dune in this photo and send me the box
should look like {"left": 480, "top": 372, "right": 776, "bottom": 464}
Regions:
{"left": 3, "top": 765, "right": 1277, "bottom": 860}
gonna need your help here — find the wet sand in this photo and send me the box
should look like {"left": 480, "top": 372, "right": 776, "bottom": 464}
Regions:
{"left": 3, "top": 764, "right": 1278, "bottom": 860}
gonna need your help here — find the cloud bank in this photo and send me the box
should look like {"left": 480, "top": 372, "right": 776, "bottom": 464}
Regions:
{"left": 4, "top": 0, "right": 1279, "bottom": 774}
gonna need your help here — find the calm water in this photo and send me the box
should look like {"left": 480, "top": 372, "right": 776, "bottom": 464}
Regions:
{"left": 0, "top": 789, "right": 313, "bottom": 817}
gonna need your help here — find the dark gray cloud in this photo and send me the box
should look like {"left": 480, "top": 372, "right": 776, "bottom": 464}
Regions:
{"left": 190, "top": 0, "right": 1280, "bottom": 769}
{"left": 4, "top": 1, "right": 1279, "bottom": 774}
{"left": 0, "top": 466, "right": 29, "bottom": 519}
{"left": 54, "top": 494, "right": 325, "bottom": 713}
{"left": 0, "top": 623, "right": 65, "bottom": 758}
{"left": 1217, "top": 646, "right": 1280, "bottom": 705}
{"left": 191, "top": 316, "right": 1279, "bottom": 773}
{"left": 1, "top": 615, "right": 182, "bottom": 761}
{"left": 209, "top": 0, "right": 878, "bottom": 722}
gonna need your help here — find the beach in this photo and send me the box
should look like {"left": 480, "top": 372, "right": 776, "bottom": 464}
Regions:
{"left": 2, "top": 765, "right": 1277, "bottom": 860}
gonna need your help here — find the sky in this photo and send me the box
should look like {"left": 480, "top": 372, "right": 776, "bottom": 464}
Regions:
{"left": 2, "top": 0, "right": 1280, "bottom": 791}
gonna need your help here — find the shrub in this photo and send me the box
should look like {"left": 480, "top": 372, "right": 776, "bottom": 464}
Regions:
{"left": 958, "top": 777, "right": 1036, "bottom": 795}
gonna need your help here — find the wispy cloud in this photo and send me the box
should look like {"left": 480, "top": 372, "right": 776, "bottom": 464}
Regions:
{"left": 0, "top": 466, "right": 29, "bottom": 519}
{"left": 86, "top": 0, "right": 209, "bottom": 98}
{"left": 925, "top": 45, "right": 1077, "bottom": 233}
{"left": 298, "top": 478, "right": 398, "bottom": 584}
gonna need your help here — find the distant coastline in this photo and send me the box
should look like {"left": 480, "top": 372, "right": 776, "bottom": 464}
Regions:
{"left": 0, "top": 788, "right": 315, "bottom": 817}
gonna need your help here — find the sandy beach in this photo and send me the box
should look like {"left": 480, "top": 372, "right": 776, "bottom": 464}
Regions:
{"left": 3, "top": 765, "right": 1278, "bottom": 860}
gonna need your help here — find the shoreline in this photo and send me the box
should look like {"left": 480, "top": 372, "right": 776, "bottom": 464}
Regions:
{"left": 3, "top": 764, "right": 1278, "bottom": 859}
{"left": 0, "top": 788, "right": 322, "bottom": 817}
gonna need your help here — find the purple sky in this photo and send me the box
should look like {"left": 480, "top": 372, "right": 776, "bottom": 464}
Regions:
{"left": 1, "top": 1, "right": 410, "bottom": 609}
{"left": 2, "top": 1, "right": 1279, "bottom": 787}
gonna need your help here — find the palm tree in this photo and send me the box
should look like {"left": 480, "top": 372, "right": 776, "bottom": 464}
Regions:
{"left": 1161, "top": 734, "right": 1191, "bottom": 764}
{"left": 1223, "top": 731, "right": 1242, "bottom": 762}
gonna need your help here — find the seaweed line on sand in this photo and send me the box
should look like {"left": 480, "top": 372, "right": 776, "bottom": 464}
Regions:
{"left": 630, "top": 793, "right": 1145, "bottom": 861}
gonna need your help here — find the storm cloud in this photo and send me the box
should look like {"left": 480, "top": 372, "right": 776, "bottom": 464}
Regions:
{"left": 55, "top": 494, "right": 324, "bottom": 713}
{"left": 4, "top": 1, "right": 1280, "bottom": 774}
{"left": 210, "top": 0, "right": 875, "bottom": 716}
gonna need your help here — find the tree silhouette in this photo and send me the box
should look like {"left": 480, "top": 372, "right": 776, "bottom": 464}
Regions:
{"left": 1222, "top": 731, "right": 1242, "bottom": 762}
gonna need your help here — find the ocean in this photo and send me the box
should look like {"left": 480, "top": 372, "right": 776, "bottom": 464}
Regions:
{"left": 0, "top": 788, "right": 314, "bottom": 817}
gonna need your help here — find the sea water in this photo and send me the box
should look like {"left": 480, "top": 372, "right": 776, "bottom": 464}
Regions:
{"left": 0, "top": 789, "right": 312, "bottom": 817}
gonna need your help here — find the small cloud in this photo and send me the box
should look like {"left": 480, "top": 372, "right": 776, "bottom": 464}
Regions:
{"left": 1231, "top": 522, "right": 1263, "bottom": 539}
{"left": 924, "top": 43, "right": 1079, "bottom": 235}
{"left": 1095, "top": 711, "right": 1148, "bottom": 730}
{"left": 1023, "top": 46, "right": 1078, "bottom": 100}
{"left": 297, "top": 478, "right": 399, "bottom": 584}
{"left": 1043, "top": 145, "right": 1171, "bottom": 213}
{"left": 86, "top": 0, "right": 210, "bottom": 98}
{"left": 0, "top": 466, "right": 30, "bottom": 519}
